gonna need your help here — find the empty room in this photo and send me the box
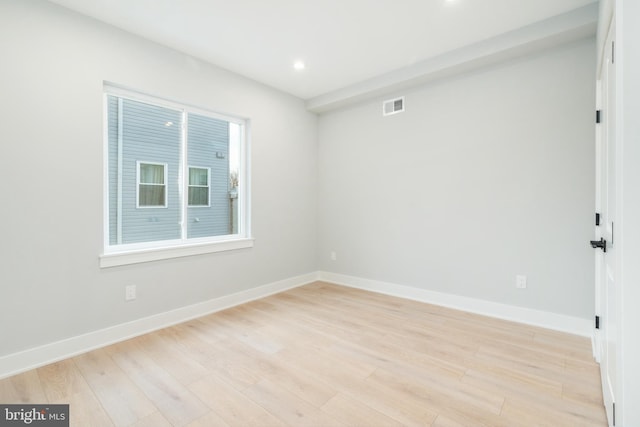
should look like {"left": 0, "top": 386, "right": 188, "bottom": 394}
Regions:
{"left": 1, "top": 0, "right": 639, "bottom": 426}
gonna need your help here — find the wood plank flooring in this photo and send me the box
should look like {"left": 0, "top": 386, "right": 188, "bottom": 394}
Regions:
{"left": 0, "top": 282, "right": 607, "bottom": 426}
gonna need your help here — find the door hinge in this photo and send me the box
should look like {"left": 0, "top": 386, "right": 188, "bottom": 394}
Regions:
{"left": 595, "top": 315, "right": 600, "bottom": 329}
{"left": 596, "top": 213, "right": 601, "bottom": 226}
{"left": 596, "top": 110, "right": 601, "bottom": 124}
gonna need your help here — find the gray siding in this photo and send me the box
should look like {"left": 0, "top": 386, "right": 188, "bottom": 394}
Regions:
{"left": 108, "top": 97, "right": 182, "bottom": 244}
{"left": 107, "top": 96, "right": 118, "bottom": 245}
{"left": 187, "top": 114, "right": 230, "bottom": 238}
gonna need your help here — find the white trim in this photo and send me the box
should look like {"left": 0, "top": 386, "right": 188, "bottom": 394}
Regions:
{"left": 0, "top": 271, "right": 595, "bottom": 379}
{"left": 100, "top": 237, "right": 255, "bottom": 268}
{"left": 318, "top": 271, "right": 593, "bottom": 337}
{"left": 594, "top": 77, "right": 604, "bottom": 364}
{"left": 102, "top": 94, "right": 111, "bottom": 248}
{"left": 0, "top": 272, "right": 319, "bottom": 380}
{"left": 240, "top": 122, "right": 251, "bottom": 238}
{"left": 179, "top": 110, "right": 188, "bottom": 238}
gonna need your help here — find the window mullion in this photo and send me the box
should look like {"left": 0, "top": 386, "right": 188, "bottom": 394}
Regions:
{"left": 180, "top": 111, "right": 189, "bottom": 240}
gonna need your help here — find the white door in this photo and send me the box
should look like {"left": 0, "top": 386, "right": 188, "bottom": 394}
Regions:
{"left": 595, "top": 17, "right": 617, "bottom": 427}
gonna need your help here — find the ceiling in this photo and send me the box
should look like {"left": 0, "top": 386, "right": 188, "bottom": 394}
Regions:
{"left": 47, "top": 0, "right": 598, "bottom": 110}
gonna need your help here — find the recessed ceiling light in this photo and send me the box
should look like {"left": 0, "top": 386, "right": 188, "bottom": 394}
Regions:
{"left": 293, "top": 60, "right": 305, "bottom": 70}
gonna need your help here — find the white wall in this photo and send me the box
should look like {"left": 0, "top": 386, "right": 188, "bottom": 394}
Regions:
{"left": 0, "top": 0, "right": 317, "bottom": 357}
{"left": 318, "top": 39, "right": 596, "bottom": 319}
{"left": 618, "top": 0, "right": 640, "bottom": 424}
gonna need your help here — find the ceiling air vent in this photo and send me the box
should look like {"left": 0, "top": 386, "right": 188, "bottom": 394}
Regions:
{"left": 383, "top": 96, "right": 405, "bottom": 116}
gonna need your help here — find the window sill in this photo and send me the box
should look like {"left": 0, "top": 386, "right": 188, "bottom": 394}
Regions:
{"left": 100, "top": 238, "right": 254, "bottom": 268}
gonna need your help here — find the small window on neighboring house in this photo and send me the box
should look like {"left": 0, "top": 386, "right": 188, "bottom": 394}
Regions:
{"left": 188, "top": 167, "right": 210, "bottom": 207}
{"left": 138, "top": 162, "right": 167, "bottom": 208}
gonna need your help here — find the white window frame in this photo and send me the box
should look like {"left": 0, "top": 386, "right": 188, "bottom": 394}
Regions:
{"left": 136, "top": 161, "right": 168, "bottom": 208}
{"left": 187, "top": 166, "right": 211, "bottom": 207}
{"left": 101, "top": 83, "right": 253, "bottom": 268}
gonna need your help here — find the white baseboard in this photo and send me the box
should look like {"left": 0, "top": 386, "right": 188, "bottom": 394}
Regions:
{"left": 0, "top": 270, "right": 594, "bottom": 380}
{"left": 0, "top": 272, "right": 319, "bottom": 380}
{"left": 318, "top": 271, "right": 593, "bottom": 337}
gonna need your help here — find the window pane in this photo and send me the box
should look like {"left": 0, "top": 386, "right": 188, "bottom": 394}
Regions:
{"left": 188, "top": 187, "right": 209, "bottom": 206}
{"left": 107, "top": 96, "right": 181, "bottom": 245}
{"left": 229, "top": 123, "right": 240, "bottom": 235}
{"left": 106, "top": 88, "right": 247, "bottom": 253}
{"left": 189, "top": 167, "right": 208, "bottom": 186}
{"left": 187, "top": 114, "right": 230, "bottom": 238}
{"left": 140, "top": 163, "right": 164, "bottom": 184}
{"left": 139, "top": 184, "right": 166, "bottom": 206}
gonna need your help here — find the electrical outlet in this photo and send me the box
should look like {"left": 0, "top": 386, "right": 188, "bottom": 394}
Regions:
{"left": 330, "top": 251, "right": 337, "bottom": 261}
{"left": 125, "top": 284, "right": 137, "bottom": 301}
{"left": 516, "top": 275, "right": 527, "bottom": 289}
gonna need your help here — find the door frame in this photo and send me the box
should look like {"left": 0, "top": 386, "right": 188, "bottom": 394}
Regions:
{"left": 595, "top": 11, "right": 618, "bottom": 426}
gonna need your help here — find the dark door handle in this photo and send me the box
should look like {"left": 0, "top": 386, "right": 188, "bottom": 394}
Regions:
{"left": 590, "top": 238, "right": 607, "bottom": 252}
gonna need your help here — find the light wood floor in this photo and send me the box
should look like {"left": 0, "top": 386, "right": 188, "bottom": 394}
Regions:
{"left": 0, "top": 282, "right": 606, "bottom": 426}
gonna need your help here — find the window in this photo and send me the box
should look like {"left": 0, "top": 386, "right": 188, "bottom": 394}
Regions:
{"left": 188, "top": 167, "right": 210, "bottom": 207}
{"left": 138, "top": 162, "right": 167, "bottom": 208}
{"left": 102, "top": 85, "right": 252, "bottom": 267}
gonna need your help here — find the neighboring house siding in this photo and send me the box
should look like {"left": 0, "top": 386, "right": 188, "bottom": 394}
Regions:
{"left": 187, "top": 113, "right": 230, "bottom": 238}
{"left": 107, "top": 96, "right": 118, "bottom": 245}
{"left": 121, "top": 99, "right": 182, "bottom": 243}
{"left": 108, "top": 97, "right": 182, "bottom": 244}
